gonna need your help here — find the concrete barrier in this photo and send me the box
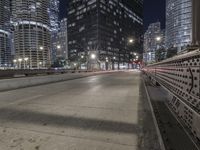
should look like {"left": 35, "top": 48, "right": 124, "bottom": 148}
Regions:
{"left": 0, "top": 71, "right": 120, "bottom": 92}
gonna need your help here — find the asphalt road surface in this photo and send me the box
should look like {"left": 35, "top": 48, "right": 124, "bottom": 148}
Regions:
{"left": 0, "top": 71, "right": 160, "bottom": 150}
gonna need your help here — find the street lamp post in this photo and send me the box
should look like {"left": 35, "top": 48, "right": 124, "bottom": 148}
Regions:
{"left": 24, "top": 57, "right": 29, "bottom": 69}
{"left": 18, "top": 58, "right": 22, "bottom": 69}
{"left": 13, "top": 59, "right": 17, "bottom": 69}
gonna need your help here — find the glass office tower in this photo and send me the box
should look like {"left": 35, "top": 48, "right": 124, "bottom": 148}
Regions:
{"left": 166, "top": 0, "right": 192, "bottom": 51}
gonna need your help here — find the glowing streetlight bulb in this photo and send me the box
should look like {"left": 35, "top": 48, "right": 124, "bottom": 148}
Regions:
{"left": 91, "top": 54, "right": 96, "bottom": 59}
{"left": 156, "top": 36, "right": 161, "bottom": 41}
{"left": 40, "top": 46, "right": 44, "bottom": 50}
{"left": 13, "top": 59, "right": 17, "bottom": 63}
{"left": 129, "top": 39, "right": 134, "bottom": 43}
{"left": 57, "top": 45, "right": 61, "bottom": 49}
{"left": 18, "top": 58, "right": 22, "bottom": 62}
{"left": 24, "top": 57, "right": 29, "bottom": 61}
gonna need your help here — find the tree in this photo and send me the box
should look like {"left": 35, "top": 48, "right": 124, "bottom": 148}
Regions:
{"left": 51, "top": 57, "right": 66, "bottom": 68}
{"left": 166, "top": 47, "right": 178, "bottom": 59}
{"left": 155, "top": 48, "right": 166, "bottom": 62}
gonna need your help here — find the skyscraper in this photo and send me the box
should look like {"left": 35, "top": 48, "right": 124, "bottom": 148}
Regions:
{"left": 56, "top": 18, "right": 68, "bottom": 60}
{"left": 67, "top": 0, "right": 143, "bottom": 69}
{"left": 143, "top": 22, "right": 165, "bottom": 63}
{"left": 49, "top": 0, "right": 60, "bottom": 62}
{"left": 11, "top": 0, "right": 51, "bottom": 69}
{"left": 49, "top": 0, "right": 60, "bottom": 32}
{"left": 166, "top": 0, "right": 192, "bottom": 51}
{"left": 0, "top": 0, "right": 12, "bottom": 67}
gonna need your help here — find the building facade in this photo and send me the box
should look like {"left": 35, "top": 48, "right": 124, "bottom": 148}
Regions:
{"left": 67, "top": 0, "right": 143, "bottom": 69}
{"left": 0, "top": 0, "right": 12, "bottom": 67}
{"left": 11, "top": 0, "right": 51, "bottom": 69}
{"left": 49, "top": 0, "right": 60, "bottom": 62}
{"left": 143, "top": 22, "right": 165, "bottom": 63}
{"left": 166, "top": 0, "right": 192, "bottom": 51}
{"left": 56, "top": 18, "right": 68, "bottom": 60}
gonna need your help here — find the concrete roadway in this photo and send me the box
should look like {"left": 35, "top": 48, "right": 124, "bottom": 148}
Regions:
{"left": 0, "top": 71, "right": 160, "bottom": 150}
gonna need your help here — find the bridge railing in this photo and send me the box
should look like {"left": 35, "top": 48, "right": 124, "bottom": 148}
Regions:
{"left": 143, "top": 49, "right": 200, "bottom": 142}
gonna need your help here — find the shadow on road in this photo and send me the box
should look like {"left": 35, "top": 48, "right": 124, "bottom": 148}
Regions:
{"left": 0, "top": 107, "right": 139, "bottom": 134}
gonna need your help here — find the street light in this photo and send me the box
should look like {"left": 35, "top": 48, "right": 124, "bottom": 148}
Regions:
{"left": 57, "top": 45, "right": 61, "bottom": 49}
{"left": 156, "top": 36, "right": 161, "bottom": 42}
{"left": 90, "top": 54, "right": 96, "bottom": 59}
{"left": 18, "top": 58, "right": 22, "bottom": 69}
{"left": 40, "top": 46, "right": 44, "bottom": 50}
{"left": 24, "top": 57, "right": 29, "bottom": 69}
{"left": 13, "top": 59, "right": 17, "bottom": 69}
{"left": 81, "top": 55, "right": 84, "bottom": 59}
{"left": 24, "top": 57, "right": 29, "bottom": 61}
{"left": 129, "top": 38, "right": 134, "bottom": 43}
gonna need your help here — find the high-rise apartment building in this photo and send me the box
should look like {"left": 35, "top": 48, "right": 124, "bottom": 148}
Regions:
{"left": 0, "top": 0, "right": 12, "bottom": 67}
{"left": 67, "top": 0, "right": 143, "bottom": 69}
{"left": 143, "top": 22, "right": 165, "bottom": 63}
{"left": 166, "top": 0, "right": 192, "bottom": 51}
{"left": 11, "top": 0, "right": 51, "bottom": 69}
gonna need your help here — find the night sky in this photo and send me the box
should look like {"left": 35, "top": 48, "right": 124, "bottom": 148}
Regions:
{"left": 59, "top": 0, "right": 166, "bottom": 30}
{"left": 144, "top": 0, "right": 166, "bottom": 30}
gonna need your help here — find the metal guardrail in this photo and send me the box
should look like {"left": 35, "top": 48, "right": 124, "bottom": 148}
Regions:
{"left": 0, "top": 69, "right": 94, "bottom": 78}
{"left": 143, "top": 49, "right": 200, "bottom": 142}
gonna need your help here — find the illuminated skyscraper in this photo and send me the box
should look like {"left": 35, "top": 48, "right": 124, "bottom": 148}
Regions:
{"left": 56, "top": 18, "right": 68, "bottom": 60}
{"left": 49, "top": 0, "right": 60, "bottom": 62}
{"left": 166, "top": 0, "right": 192, "bottom": 51}
{"left": 11, "top": 0, "right": 51, "bottom": 69}
{"left": 0, "top": 0, "right": 12, "bottom": 67}
{"left": 49, "top": 0, "right": 60, "bottom": 32}
{"left": 143, "top": 22, "right": 165, "bottom": 63}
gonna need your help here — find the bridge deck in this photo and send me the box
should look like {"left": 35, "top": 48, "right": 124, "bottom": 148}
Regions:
{"left": 0, "top": 71, "right": 160, "bottom": 150}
